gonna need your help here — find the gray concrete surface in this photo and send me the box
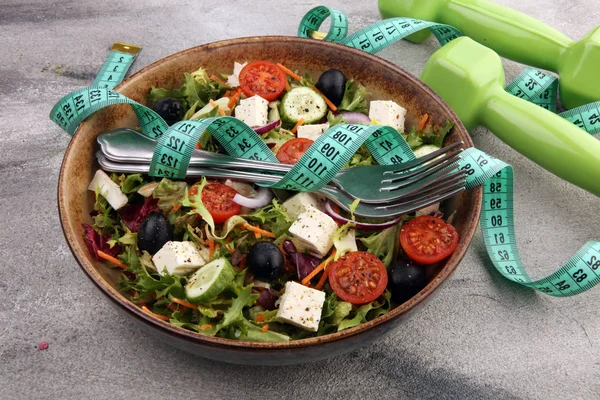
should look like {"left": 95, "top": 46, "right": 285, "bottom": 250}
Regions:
{"left": 1, "top": 0, "right": 599, "bottom": 399}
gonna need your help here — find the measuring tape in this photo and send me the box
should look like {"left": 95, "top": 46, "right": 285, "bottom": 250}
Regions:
{"left": 299, "top": 6, "right": 600, "bottom": 136}
{"left": 49, "top": 24, "right": 600, "bottom": 295}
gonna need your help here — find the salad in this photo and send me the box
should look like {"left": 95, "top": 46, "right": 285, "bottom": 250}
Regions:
{"left": 84, "top": 60, "right": 459, "bottom": 342}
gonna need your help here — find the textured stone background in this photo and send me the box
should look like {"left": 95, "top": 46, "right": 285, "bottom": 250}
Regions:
{"left": 1, "top": 1, "right": 599, "bottom": 399}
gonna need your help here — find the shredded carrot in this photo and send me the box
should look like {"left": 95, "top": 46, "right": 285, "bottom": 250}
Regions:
{"left": 301, "top": 249, "right": 336, "bottom": 286}
{"left": 277, "top": 63, "right": 302, "bottom": 81}
{"left": 210, "top": 74, "right": 227, "bottom": 86}
{"left": 242, "top": 222, "right": 275, "bottom": 238}
{"left": 141, "top": 305, "right": 170, "bottom": 321}
{"left": 285, "top": 79, "right": 291, "bottom": 91}
{"left": 311, "top": 85, "right": 338, "bottom": 112}
{"left": 198, "top": 324, "right": 213, "bottom": 331}
{"left": 97, "top": 250, "right": 128, "bottom": 269}
{"left": 291, "top": 118, "right": 305, "bottom": 134}
{"left": 228, "top": 88, "right": 243, "bottom": 109}
{"left": 224, "top": 90, "right": 231, "bottom": 98}
{"left": 261, "top": 324, "right": 270, "bottom": 333}
{"left": 167, "top": 303, "right": 179, "bottom": 311}
{"left": 315, "top": 268, "right": 329, "bottom": 290}
{"left": 256, "top": 314, "right": 265, "bottom": 323}
{"left": 417, "top": 113, "right": 429, "bottom": 131}
{"left": 170, "top": 297, "right": 199, "bottom": 310}
{"left": 172, "top": 203, "right": 182, "bottom": 212}
{"left": 225, "top": 244, "right": 234, "bottom": 253}
{"left": 215, "top": 243, "right": 221, "bottom": 252}
{"left": 209, "top": 99, "right": 226, "bottom": 116}
{"left": 208, "top": 240, "right": 215, "bottom": 259}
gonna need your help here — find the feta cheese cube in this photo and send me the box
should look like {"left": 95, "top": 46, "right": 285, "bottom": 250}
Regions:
{"left": 87, "top": 169, "right": 128, "bottom": 210}
{"left": 288, "top": 205, "right": 338, "bottom": 257}
{"left": 276, "top": 281, "right": 326, "bottom": 332}
{"left": 234, "top": 95, "right": 269, "bottom": 127}
{"left": 226, "top": 61, "right": 247, "bottom": 87}
{"left": 152, "top": 241, "right": 208, "bottom": 276}
{"left": 282, "top": 192, "right": 326, "bottom": 220}
{"left": 297, "top": 123, "right": 329, "bottom": 141}
{"left": 369, "top": 100, "right": 407, "bottom": 132}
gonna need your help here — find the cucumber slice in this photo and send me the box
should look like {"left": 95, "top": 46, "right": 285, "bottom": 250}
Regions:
{"left": 413, "top": 144, "right": 441, "bottom": 158}
{"left": 280, "top": 86, "right": 327, "bottom": 125}
{"left": 185, "top": 258, "right": 235, "bottom": 304}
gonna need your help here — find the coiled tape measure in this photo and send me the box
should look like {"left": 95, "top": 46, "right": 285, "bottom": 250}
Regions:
{"left": 50, "top": 8, "right": 600, "bottom": 297}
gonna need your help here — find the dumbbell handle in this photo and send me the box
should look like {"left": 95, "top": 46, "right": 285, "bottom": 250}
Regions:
{"left": 379, "top": 0, "right": 572, "bottom": 72}
{"left": 480, "top": 88, "right": 600, "bottom": 196}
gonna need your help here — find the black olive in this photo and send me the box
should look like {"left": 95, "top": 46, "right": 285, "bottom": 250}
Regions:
{"left": 152, "top": 98, "right": 183, "bottom": 126}
{"left": 387, "top": 257, "right": 427, "bottom": 304}
{"left": 315, "top": 69, "right": 348, "bottom": 106}
{"left": 247, "top": 242, "right": 284, "bottom": 280}
{"left": 137, "top": 212, "right": 173, "bottom": 255}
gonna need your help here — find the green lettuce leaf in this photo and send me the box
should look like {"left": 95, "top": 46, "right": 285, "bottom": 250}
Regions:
{"left": 259, "top": 128, "right": 295, "bottom": 154}
{"left": 420, "top": 120, "right": 454, "bottom": 148}
{"left": 337, "top": 291, "right": 391, "bottom": 331}
{"left": 403, "top": 120, "right": 455, "bottom": 150}
{"left": 327, "top": 111, "right": 345, "bottom": 127}
{"left": 358, "top": 224, "right": 401, "bottom": 268}
{"left": 153, "top": 178, "right": 187, "bottom": 213}
{"left": 339, "top": 79, "right": 369, "bottom": 114}
{"left": 245, "top": 199, "right": 293, "bottom": 237}
{"left": 345, "top": 145, "right": 377, "bottom": 168}
{"left": 403, "top": 128, "right": 423, "bottom": 150}
{"left": 120, "top": 174, "right": 145, "bottom": 194}
{"left": 240, "top": 320, "right": 290, "bottom": 342}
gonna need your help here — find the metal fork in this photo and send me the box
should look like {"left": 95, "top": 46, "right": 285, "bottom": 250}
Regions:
{"left": 98, "top": 128, "right": 464, "bottom": 204}
{"left": 96, "top": 152, "right": 467, "bottom": 219}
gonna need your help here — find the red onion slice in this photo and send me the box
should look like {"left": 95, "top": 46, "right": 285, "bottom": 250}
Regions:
{"left": 232, "top": 187, "right": 273, "bottom": 209}
{"left": 339, "top": 112, "right": 371, "bottom": 124}
{"left": 253, "top": 120, "right": 281, "bottom": 135}
{"left": 324, "top": 200, "right": 403, "bottom": 231}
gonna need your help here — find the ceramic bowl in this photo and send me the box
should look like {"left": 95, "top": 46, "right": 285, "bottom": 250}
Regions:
{"left": 58, "top": 36, "right": 482, "bottom": 365}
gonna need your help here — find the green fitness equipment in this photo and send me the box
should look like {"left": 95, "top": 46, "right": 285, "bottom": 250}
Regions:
{"left": 378, "top": 0, "right": 600, "bottom": 109}
{"left": 420, "top": 36, "right": 600, "bottom": 197}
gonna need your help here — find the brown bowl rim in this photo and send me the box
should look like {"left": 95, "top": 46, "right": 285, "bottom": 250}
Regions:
{"left": 58, "top": 35, "right": 482, "bottom": 351}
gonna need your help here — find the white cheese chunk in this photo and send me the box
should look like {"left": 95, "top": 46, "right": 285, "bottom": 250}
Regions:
{"left": 369, "top": 100, "right": 407, "bottom": 132}
{"left": 282, "top": 192, "right": 326, "bottom": 220}
{"left": 153, "top": 241, "right": 207, "bottom": 276}
{"left": 276, "top": 281, "right": 326, "bottom": 332}
{"left": 288, "top": 205, "right": 338, "bottom": 257}
{"left": 226, "top": 61, "right": 247, "bottom": 87}
{"left": 87, "top": 169, "right": 128, "bottom": 210}
{"left": 297, "top": 123, "right": 329, "bottom": 141}
{"left": 234, "top": 95, "right": 269, "bottom": 127}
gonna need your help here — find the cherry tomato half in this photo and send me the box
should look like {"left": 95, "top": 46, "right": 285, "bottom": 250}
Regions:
{"left": 276, "top": 138, "right": 314, "bottom": 164}
{"left": 328, "top": 251, "right": 388, "bottom": 305}
{"left": 399, "top": 215, "right": 459, "bottom": 264}
{"left": 189, "top": 181, "right": 241, "bottom": 224}
{"left": 238, "top": 60, "right": 287, "bottom": 101}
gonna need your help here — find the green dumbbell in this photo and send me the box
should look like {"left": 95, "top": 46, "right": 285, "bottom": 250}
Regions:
{"left": 378, "top": 0, "right": 600, "bottom": 109}
{"left": 420, "top": 37, "right": 600, "bottom": 197}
